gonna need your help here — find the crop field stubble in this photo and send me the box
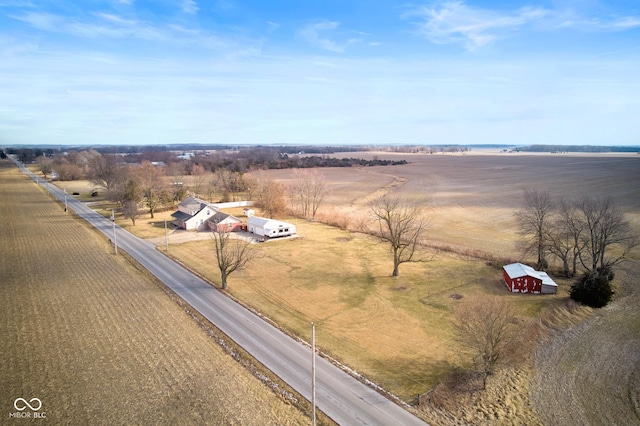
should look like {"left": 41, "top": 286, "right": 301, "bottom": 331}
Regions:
{"left": 0, "top": 160, "right": 308, "bottom": 425}
{"left": 267, "top": 151, "right": 640, "bottom": 258}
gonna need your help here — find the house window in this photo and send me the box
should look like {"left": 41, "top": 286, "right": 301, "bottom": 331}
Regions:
{"left": 207, "top": 210, "right": 211, "bottom": 215}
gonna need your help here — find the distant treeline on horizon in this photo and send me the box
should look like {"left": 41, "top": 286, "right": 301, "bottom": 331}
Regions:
{"left": 521, "top": 145, "right": 639, "bottom": 153}
{"left": 4, "top": 143, "right": 638, "bottom": 156}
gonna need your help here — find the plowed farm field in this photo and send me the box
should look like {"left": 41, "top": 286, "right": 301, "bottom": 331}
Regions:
{"left": 0, "top": 160, "right": 306, "bottom": 425}
{"left": 267, "top": 152, "right": 640, "bottom": 258}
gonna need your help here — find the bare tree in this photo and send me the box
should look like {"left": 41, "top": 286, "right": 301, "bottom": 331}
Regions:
{"left": 36, "top": 155, "right": 53, "bottom": 179}
{"left": 369, "top": 196, "right": 430, "bottom": 277}
{"left": 247, "top": 171, "right": 286, "bottom": 218}
{"left": 515, "top": 189, "right": 555, "bottom": 270}
{"left": 89, "top": 153, "right": 121, "bottom": 196}
{"left": 215, "top": 169, "right": 246, "bottom": 202}
{"left": 290, "top": 169, "right": 328, "bottom": 220}
{"left": 136, "top": 161, "right": 167, "bottom": 219}
{"left": 212, "top": 231, "right": 258, "bottom": 289}
{"left": 190, "top": 164, "right": 206, "bottom": 198}
{"left": 454, "top": 296, "right": 518, "bottom": 390}
{"left": 121, "top": 200, "right": 140, "bottom": 225}
{"left": 546, "top": 198, "right": 585, "bottom": 277}
{"left": 575, "top": 196, "right": 638, "bottom": 273}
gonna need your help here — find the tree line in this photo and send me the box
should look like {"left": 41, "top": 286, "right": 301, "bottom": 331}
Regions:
{"left": 516, "top": 189, "right": 638, "bottom": 307}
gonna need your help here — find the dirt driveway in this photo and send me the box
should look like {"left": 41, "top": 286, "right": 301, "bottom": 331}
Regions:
{"left": 147, "top": 229, "right": 300, "bottom": 247}
{"left": 147, "top": 229, "right": 258, "bottom": 246}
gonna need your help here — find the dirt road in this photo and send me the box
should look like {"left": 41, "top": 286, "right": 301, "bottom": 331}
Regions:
{"left": 530, "top": 261, "right": 640, "bottom": 425}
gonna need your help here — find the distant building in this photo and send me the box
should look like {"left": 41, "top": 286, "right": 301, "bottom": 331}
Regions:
{"left": 502, "top": 263, "right": 558, "bottom": 294}
{"left": 247, "top": 216, "right": 296, "bottom": 238}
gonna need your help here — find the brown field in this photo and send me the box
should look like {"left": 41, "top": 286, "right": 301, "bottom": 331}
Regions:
{"left": 0, "top": 161, "right": 308, "bottom": 425}
{"left": 268, "top": 152, "right": 640, "bottom": 257}
{"left": 147, "top": 152, "right": 640, "bottom": 425}
{"left": 23, "top": 151, "right": 640, "bottom": 425}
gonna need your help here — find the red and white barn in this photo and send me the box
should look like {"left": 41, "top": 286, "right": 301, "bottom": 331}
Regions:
{"left": 502, "top": 263, "right": 558, "bottom": 294}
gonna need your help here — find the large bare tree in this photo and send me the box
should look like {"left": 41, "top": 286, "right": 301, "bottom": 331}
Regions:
{"left": 36, "top": 155, "right": 53, "bottom": 179}
{"left": 575, "top": 196, "right": 638, "bottom": 273}
{"left": 89, "top": 153, "right": 120, "bottom": 195}
{"left": 246, "top": 171, "right": 286, "bottom": 218}
{"left": 454, "top": 296, "right": 518, "bottom": 389}
{"left": 120, "top": 178, "right": 142, "bottom": 225}
{"left": 369, "top": 196, "right": 430, "bottom": 277}
{"left": 546, "top": 198, "right": 585, "bottom": 277}
{"left": 290, "top": 169, "right": 328, "bottom": 220}
{"left": 515, "top": 189, "right": 555, "bottom": 270}
{"left": 190, "top": 164, "right": 207, "bottom": 198}
{"left": 212, "top": 231, "right": 257, "bottom": 289}
{"left": 214, "top": 169, "right": 246, "bottom": 202}
{"left": 136, "top": 161, "right": 167, "bottom": 218}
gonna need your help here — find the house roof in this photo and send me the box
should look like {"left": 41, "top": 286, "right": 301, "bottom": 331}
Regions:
{"left": 171, "top": 211, "right": 192, "bottom": 221}
{"left": 207, "top": 212, "right": 241, "bottom": 224}
{"left": 503, "top": 263, "right": 558, "bottom": 287}
{"left": 179, "top": 196, "right": 204, "bottom": 210}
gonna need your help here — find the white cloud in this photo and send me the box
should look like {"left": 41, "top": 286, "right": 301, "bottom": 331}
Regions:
{"left": 405, "top": 1, "right": 549, "bottom": 51}
{"left": 405, "top": 1, "right": 640, "bottom": 51}
{"left": 564, "top": 15, "right": 640, "bottom": 31}
{"left": 10, "top": 11, "right": 232, "bottom": 48}
{"left": 298, "top": 20, "right": 363, "bottom": 53}
{"left": 181, "top": 0, "right": 199, "bottom": 15}
{"left": 267, "top": 21, "right": 280, "bottom": 33}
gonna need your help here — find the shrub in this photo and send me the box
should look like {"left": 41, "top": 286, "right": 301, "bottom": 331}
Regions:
{"left": 570, "top": 271, "right": 614, "bottom": 308}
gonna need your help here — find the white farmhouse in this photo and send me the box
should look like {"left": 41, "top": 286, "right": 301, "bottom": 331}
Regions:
{"left": 247, "top": 216, "right": 296, "bottom": 238}
{"left": 171, "top": 197, "right": 218, "bottom": 231}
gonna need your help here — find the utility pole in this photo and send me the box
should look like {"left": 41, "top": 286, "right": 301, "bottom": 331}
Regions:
{"left": 111, "top": 208, "right": 118, "bottom": 254}
{"left": 164, "top": 219, "right": 168, "bottom": 252}
{"left": 311, "top": 322, "right": 316, "bottom": 426}
{"left": 64, "top": 188, "right": 67, "bottom": 212}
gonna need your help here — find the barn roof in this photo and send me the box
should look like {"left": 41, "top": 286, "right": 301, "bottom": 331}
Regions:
{"left": 537, "top": 271, "right": 558, "bottom": 288}
{"left": 503, "top": 263, "right": 558, "bottom": 288}
{"left": 503, "top": 262, "right": 537, "bottom": 279}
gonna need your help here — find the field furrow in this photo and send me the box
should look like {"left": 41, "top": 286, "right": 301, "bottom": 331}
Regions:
{"left": 0, "top": 160, "right": 307, "bottom": 425}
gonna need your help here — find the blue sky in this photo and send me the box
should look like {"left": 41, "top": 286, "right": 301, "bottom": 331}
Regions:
{"left": 1, "top": 0, "right": 639, "bottom": 146}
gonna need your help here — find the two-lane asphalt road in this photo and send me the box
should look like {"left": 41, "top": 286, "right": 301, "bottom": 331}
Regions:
{"left": 15, "top": 159, "right": 428, "bottom": 426}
